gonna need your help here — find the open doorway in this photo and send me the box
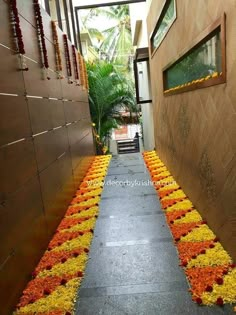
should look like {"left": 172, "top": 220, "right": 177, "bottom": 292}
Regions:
{"left": 73, "top": 0, "right": 146, "bottom": 154}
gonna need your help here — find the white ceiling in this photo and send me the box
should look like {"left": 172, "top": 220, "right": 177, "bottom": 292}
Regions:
{"left": 73, "top": 0, "right": 146, "bottom": 8}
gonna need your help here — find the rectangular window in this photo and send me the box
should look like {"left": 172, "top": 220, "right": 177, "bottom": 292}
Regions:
{"left": 163, "top": 14, "right": 226, "bottom": 95}
{"left": 133, "top": 48, "right": 152, "bottom": 104}
{"left": 49, "top": 0, "right": 63, "bottom": 30}
{"left": 150, "top": 0, "right": 176, "bottom": 55}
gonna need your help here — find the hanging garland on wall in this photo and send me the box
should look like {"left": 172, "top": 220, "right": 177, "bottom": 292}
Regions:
{"left": 84, "top": 59, "right": 89, "bottom": 90}
{"left": 9, "top": 0, "right": 28, "bottom": 71}
{"left": 63, "top": 34, "right": 73, "bottom": 84}
{"left": 33, "top": 0, "right": 50, "bottom": 80}
{"left": 71, "top": 45, "right": 80, "bottom": 85}
{"left": 78, "top": 52, "right": 89, "bottom": 90}
{"left": 78, "top": 52, "right": 85, "bottom": 89}
{"left": 51, "top": 21, "right": 63, "bottom": 79}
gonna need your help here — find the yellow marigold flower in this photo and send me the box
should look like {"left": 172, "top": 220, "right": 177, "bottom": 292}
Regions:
{"left": 162, "top": 189, "right": 186, "bottom": 201}
{"left": 157, "top": 176, "right": 175, "bottom": 187}
{"left": 16, "top": 278, "right": 80, "bottom": 313}
{"left": 165, "top": 199, "right": 193, "bottom": 212}
{"left": 149, "top": 162, "right": 163, "bottom": 168}
{"left": 159, "top": 183, "right": 180, "bottom": 191}
{"left": 84, "top": 173, "right": 106, "bottom": 179}
{"left": 61, "top": 218, "right": 96, "bottom": 233}
{"left": 52, "top": 233, "right": 93, "bottom": 252}
{"left": 174, "top": 210, "right": 202, "bottom": 224}
{"left": 212, "top": 72, "right": 219, "bottom": 78}
{"left": 83, "top": 188, "right": 103, "bottom": 197}
{"left": 201, "top": 269, "right": 236, "bottom": 305}
{"left": 152, "top": 166, "right": 167, "bottom": 172}
{"left": 187, "top": 243, "right": 232, "bottom": 269}
{"left": 38, "top": 254, "right": 88, "bottom": 278}
{"left": 68, "top": 206, "right": 99, "bottom": 219}
{"left": 77, "top": 196, "right": 100, "bottom": 207}
{"left": 152, "top": 171, "right": 171, "bottom": 179}
{"left": 181, "top": 224, "right": 215, "bottom": 242}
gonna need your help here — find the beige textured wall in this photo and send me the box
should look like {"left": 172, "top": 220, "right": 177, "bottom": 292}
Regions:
{"left": 147, "top": 0, "right": 236, "bottom": 260}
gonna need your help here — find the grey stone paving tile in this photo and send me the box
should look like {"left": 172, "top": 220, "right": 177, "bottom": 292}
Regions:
{"left": 79, "top": 281, "right": 187, "bottom": 297}
{"left": 107, "top": 165, "right": 147, "bottom": 175}
{"left": 76, "top": 291, "right": 232, "bottom": 315}
{"left": 98, "top": 195, "right": 161, "bottom": 216}
{"left": 102, "top": 173, "right": 155, "bottom": 197}
{"left": 92, "top": 214, "right": 172, "bottom": 245}
{"left": 81, "top": 242, "right": 185, "bottom": 288}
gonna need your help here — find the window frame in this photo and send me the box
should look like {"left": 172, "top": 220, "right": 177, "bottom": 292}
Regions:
{"left": 55, "top": 0, "right": 63, "bottom": 30}
{"left": 74, "top": 0, "right": 146, "bottom": 53}
{"left": 150, "top": 0, "right": 177, "bottom": 58}
{"left": 133, "top": 48, "right": 152, "bottom": 104}
{"left": 162, "top": 14, "right": 226, "bottom": 96}
{"left": 44, "top": 0, "right": 50, "bottom": 15}
{"left": 63, "top": 0, "right": 72, "bottom": 41}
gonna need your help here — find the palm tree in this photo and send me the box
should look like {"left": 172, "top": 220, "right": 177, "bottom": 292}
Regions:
{"left": 86, "top": 61, "right": 138, "bottom": 152}
{"left": 79, "top": 8, "right": 104, "bottom": 46}
{"left": 80, "top": 5, "right": 133, "bottom": 72}
{"left": 99, "top": 5, "right": 133, "bottom": 69}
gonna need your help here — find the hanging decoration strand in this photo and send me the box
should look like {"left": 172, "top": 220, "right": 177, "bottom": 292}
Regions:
{"left": 72, "top": 45, "right": 80, "bottom": 85}
{"left": 33, "top": 0, "right": 50, "bottom": 80}
{"left": 78, "top": 53, "right": 85, "bottom": 88}
{"left": 9, "top": 0, "right": 28, "bottom": 71}
{"left": 83, "top": 58, "right": 89, "bottom": 90}
{"left": 63, "top": 34, "right": 73, "bottom": 84}
{"left": 51, "top": 21, "right": 63, "bottom": 79}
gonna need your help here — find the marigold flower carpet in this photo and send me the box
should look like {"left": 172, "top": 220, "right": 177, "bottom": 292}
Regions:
{"left": 14, "top": 155, "right": 111, "bottom": 315}
{"left": 143, "top": 151, "right": 236, "bottom": 308}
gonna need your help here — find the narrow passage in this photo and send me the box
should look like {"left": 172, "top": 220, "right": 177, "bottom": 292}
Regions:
{"left": 76, "top": 153, "right": 232, "bottom": 315}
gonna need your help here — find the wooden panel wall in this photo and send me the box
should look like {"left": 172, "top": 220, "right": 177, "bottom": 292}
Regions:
{"left": 0, "top": 1, "right": 95, "bottom": 313}
{"left": 147, "top": 0, "right": 236, "bottom": 260}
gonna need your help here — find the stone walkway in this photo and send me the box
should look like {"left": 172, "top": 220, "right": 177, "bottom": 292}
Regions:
{"left": 76, "top": 153, "right": 233, "bottom": 315}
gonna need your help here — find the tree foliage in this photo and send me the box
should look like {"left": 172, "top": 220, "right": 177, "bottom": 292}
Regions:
{"left": 81, "top": 5, "right": 133, "bottom": 72}
{"left": 87, "top": 61, "right": 138, "bottom": 149}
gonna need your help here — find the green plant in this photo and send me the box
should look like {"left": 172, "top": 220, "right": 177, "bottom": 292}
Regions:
{"left": 87, "top": 61, "right": 138, "bottom": 153}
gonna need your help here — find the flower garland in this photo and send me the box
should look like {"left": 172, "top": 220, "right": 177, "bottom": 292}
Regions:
{"left": 9, "top": 0, "right": 28, "bottom": 71}
{"left": 71, "top": 45, "right": 79, "bottom": 85}
{"left": 51, "top": 21, "right": 63, "bottom": 79}
{"left": 143, "top": 151, "right": 236, "bottom": 309}
{"left": 14, "top": 155, "right": 111, "bottom": 315}
{"left": 78, "top": 52, "right": 85, "bottom": 89}
{"left": 164, "top": 71, "right": 223, "bottom": 94}
{"left": 33, "top": 0, "right": 50, "bottom": 80}
{"left": 83, "top": 58, "right": 89, "bottom": 90}
{"left": 63, "top": 34, "right": 73, "bottom": 84}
